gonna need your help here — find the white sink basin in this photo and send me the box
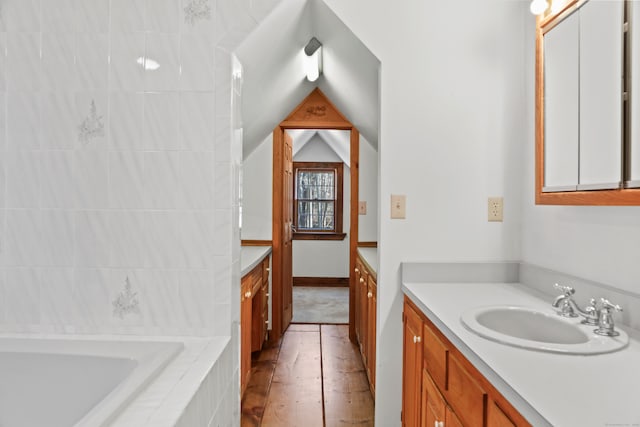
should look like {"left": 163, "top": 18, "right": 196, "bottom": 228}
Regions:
{"left": 460, "top": 306, "right": 629, "bottom": 355}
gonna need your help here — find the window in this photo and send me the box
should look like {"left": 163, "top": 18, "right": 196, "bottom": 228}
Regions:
{"left": 293, "top": 162, "right": 346, "bottom": 240}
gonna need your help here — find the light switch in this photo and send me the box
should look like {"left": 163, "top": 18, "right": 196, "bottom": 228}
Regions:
{"left": 391, "top": 195, "right": 406, "bottom": 219}
{"left": 359, "top": 201, "right": 367, "bottom": 215}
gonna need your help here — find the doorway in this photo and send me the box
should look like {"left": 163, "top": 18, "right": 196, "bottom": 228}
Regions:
{"left": 271, "top": 88, "right": 360, "bottom": 343}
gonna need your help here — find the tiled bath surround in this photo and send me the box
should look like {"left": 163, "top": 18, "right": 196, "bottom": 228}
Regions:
{"left": 0, "top": 0, "right": 282, "bottom": 424}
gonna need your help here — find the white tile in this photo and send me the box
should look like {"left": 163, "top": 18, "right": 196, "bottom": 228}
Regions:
{"left": 110, "top": 34, "right": 146, "bottom": 91}
{"left": 179, "top": 92, "right": 215, "bottom": 151}
{"left": 181, "top": 152, "right": 215, "bottom": 209}
{"left": 4, "top": 268, "right": 40, "bottom": 326}
{"left": 42, "top": 33, "right": 77, "bottom": 90}
{"left": 0, "top": 35, "right": 6, "bottom": 92}
{"left": 180, "top": 35, "right": 214, "bottom": 91}
{"left": 7, "top": 91, "right": 41, "bottom": 150}
{"left": 40, "top": 151, "right": 75, "bottom": 208}
{"left": 75, "top": 211, "right": 111, "bottom": 268}
{"left": 74, "top": 150, "right": 109, "bottom": 209}
{"left": 215, "top": 116, "right": 231, "bottom": 162}
{"left": 181, "top": 212, "right": 215, "bottom": 268}
{"left": 109, "top": 211, "right": 147, "bottom": 268}
{"left": 139, "top": 269, "right": 180, "bottom": 329}
{"left": 42, "top": 0, "right": 76, "bottom": 33}
{"left": 143, "top": 152, "right": 182, "bottom": 209}
{"left": 180, "top": 0, "right": 214, "bottom": 36}
{"left": 0, "top": 92, "right": 6, "bottom": 147}
{"left": 213, "top": 209, "right": 231, "bottom": 256}
{"left": 40, "top": 267, "right": 78, "bottom": 326}
{"left": 145, "top": 211, "right": 183, "bottom": 269}
{"left": 214, "top": 161, "right": 232, "bottom": 210}
{"left": 143, "top": 92, "right": 179, "bottom": 150}
{"left": 213, "top": 255, "right": 231, "bottom": 305}
{"left": 6, "top": 33, "right": 41, "bottom": 92}
{"left": 178, "top": 269, "right": 214, "bottom": 328}
{"left": 0, "top": 154, "right": 5, "bottom": 207}
{"left": 76, "top": 34, "right": 109, "bottom": 90}
{"left": 211, "top": 303, "right": 231, "bottom": 337}
{"left": 111, "top": 0, "right": 146, "bottom": 32}
{"left": 5, "top": 151, "right": 40, "bottom": 208}
{"left": 75, "top": 91, "right": 108, "bottom": 147}
{"left": 146, "top": 0, "right": 180, "bottom": 33}
{"left": 144, "top": 34, "right": 180, "bottom": 91}
{"left": 40, "top": 210, "right": 75, "bottom": 267}
{"left": 5, "top": 210, "right": 40, "bottom": 267}
{"left": 108, "top": 269, "right": 144, "bottom": 327}
{"left": 0, "top": 0, "right": 41, "bottom": 32}
{"left": 76, "top": 0, "right": 110, "bottom": 33}
{"left": 109, "top": 92, "right": 144, "bottom": 151}
{"left": 109, "top": 151, "right": 145, "bottom": 209}
{"left": 73, "top": 268, "right": 111, "bottom": 330}
{"left": 0, "top": 269, "right": 4, "bottom": 322}
{"left": 42, "top": 93, "right": 76, "bottom": 149}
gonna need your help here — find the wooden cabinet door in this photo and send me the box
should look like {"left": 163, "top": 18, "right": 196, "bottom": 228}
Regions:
{"left": 358, "top": 267, "right": 368, "bottom": 359}
{"left": 354, "top": 261, "right": 363, "bottom": 343}
{"left": 487, "top": 400, "right": 517, "bottom": 427}
{"left": 241, "top": 279, "right": 252, "bottom": 395}
{"left": 402, "top": 300, "right": 423, "bottom": 427}
{"left": 367, "top": 277, "right": 376, "bottom": 393}
{"left": 421, "top": 369, "right": 444, "bottom": 427}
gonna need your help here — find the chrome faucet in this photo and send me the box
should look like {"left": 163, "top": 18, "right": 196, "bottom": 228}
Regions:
{"left": 551, "top": 284, "right": 599, "bottom": 325}
{"left": 594, "top": 298, "right": 623, "bottom": 337}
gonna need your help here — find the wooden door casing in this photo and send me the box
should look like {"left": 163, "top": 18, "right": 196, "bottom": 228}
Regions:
{"left": 282, "top": 131, "right": 294, "bottom": 331}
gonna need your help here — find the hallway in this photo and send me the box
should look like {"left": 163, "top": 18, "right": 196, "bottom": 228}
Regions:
{"left": 241, "top": 324, "right": 375, "bottom": 427}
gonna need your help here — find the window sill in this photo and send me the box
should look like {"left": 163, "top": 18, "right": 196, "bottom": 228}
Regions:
{"left": 293, "top": 232, "right": 347, "bottom": 241}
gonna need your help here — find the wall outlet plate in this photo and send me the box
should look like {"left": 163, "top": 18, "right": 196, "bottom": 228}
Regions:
{"left": 488, "top": 197, "right": 503, "bottom": 222}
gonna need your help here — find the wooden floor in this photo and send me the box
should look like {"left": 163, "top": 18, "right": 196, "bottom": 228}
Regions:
{"left": 241, "top": 324, "right": 375, "bottom": 427}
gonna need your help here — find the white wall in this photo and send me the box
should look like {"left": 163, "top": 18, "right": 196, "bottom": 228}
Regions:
{"left": 521, "top": 14, "right": 640, "bottom": 295}
{"left": 241, "top": 135, "right": 273, "bottom": 240}
{"left": 322, "top": 1, "right": 527, "bottom": 425}
{"left": 292, "top": 135, "right": 350, "bottom": 278}
{"left": 359, "top": 136, "right": 378, "bottom": 242}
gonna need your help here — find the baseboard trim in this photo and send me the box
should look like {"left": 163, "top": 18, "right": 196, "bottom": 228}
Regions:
{"left": 293, "top": 277, "right": 349, "bottom": 287}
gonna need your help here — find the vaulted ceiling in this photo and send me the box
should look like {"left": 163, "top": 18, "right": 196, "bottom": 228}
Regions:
{"left": 234, "top": 0, "right": 380, "bottom": 158}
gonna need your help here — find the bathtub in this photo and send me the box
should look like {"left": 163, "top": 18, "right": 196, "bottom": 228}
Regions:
{"left": 0, "top": 337, "right": 183, "bottom": 427}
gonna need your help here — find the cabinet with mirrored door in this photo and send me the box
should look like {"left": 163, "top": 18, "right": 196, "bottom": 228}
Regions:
{"left": 537, "top": 0, "right": 640, "bottom": 204}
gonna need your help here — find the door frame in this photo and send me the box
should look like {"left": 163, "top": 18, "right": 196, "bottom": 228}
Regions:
{"left": 271, "top": 88, "right": 360, "bottom": 343}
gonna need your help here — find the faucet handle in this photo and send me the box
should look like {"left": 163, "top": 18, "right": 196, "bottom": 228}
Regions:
{"left": 600, "top": 298, "right": 623, "bottom": 313}
{"left": 554, "top": 283, "right": 575, "bottom": 296}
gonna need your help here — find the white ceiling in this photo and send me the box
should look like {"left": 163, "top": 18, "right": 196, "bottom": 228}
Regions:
{"left": 234, "top": 0, "right": 380, "bottom": 158}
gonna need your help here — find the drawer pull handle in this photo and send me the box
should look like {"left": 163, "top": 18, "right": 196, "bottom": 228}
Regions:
{"left": 413, "top": 335, "right": 421, "bottom": 344}
{"left": 359, "top": 278, "right": 365, "bottom": 283}
{"left": 266, "top": 293, "right": 270, "bottom": 297}
{"left": 355, "top": 268, "right": 360, "bottom": 273}
{"left": 245, "top": 291, "right": 251, "bottom": 298}
{"left": 266, "top": 267, "right": 270, "bottom": 272}
{"left": 367, "top": 292, "right": 372, "bottom": 298}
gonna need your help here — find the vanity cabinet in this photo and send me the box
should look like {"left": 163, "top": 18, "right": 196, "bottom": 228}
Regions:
{"left": 402, "top": 297, "right": 530, "bottom": 427}
{"left": 354, "top": 252, "right": 377, "bottom": 397}
{"left": 241, "top": 255, "right": 270, "bottom": 396}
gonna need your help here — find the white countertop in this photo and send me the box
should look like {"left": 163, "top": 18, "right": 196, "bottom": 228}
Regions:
{"left": 357, "top": 247, "right": 377, "bottom": 278}
{"left": 403, "top": 281, "right": 640, "bottom": 427}
{"left": 241, "top": 246, "right": 272, "bottom": 276}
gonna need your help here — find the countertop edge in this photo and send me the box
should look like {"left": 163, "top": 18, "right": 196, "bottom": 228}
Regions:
{"left": 356, "top": 247, "right": 377, "bottom": 278}
{"left": 402, "top": 282, "right": 552, "bottom": 427}
{"left": 240, "top": 246, "right": 272, "bottom": 276}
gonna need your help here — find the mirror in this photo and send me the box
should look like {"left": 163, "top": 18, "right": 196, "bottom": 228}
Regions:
{"left": 536, "top": 0, "right": 634, "bottom": 204}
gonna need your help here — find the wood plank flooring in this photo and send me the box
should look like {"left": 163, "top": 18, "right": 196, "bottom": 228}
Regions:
{"left": 241, "top": 324, "right": 374, "bottom": 427}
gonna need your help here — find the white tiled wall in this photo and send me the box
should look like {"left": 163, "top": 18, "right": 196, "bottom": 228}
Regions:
{"left": 0, "top": 0, "right": 278, "bottom": 339}
{"left": 0, "top": 0, "right": 283, "bottom": 423}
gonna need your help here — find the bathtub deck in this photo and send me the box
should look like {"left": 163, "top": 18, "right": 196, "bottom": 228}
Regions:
{"left": 240, "top": 324, "right": 375, "bottom": 427}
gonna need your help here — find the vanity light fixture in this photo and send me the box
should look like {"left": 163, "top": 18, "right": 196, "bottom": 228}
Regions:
{"left": 304, "top": 37, "right": 323, "bottom": 82}
{"left": 530, "top": 0, "right": 549, "bottom": 15}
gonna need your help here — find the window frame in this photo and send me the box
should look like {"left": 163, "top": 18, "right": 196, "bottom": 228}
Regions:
{"left": 292, "top": 161, "right": 346, "bottom": 240}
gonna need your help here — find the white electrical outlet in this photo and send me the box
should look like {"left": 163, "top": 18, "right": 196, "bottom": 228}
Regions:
{"left": 488, "top": 197, "right": 503, "bottom": 222}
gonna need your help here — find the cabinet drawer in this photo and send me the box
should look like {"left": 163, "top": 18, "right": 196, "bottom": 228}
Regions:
{"left": 488, "top": 400, "right": 516, "bottom": 427}
{"left": 423, "top": 322, "right": 448, "bottom": 393}
{"left": 447, "top": 354, "right": 486, "bottom": 427}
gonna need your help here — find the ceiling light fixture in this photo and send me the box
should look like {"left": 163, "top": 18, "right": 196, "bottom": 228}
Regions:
{"left": 136, "top": 56, "right": 160, "bottom": 71}
{"left": 530, "top": 0, "right": 549, "bottom": 15}
{"left": 304, "top": 37, "right": 323, "bottom": 82}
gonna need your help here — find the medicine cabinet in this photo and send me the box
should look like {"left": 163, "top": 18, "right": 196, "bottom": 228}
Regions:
{"left": 536, "top": 0, "right": 640, "bottom": 204}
